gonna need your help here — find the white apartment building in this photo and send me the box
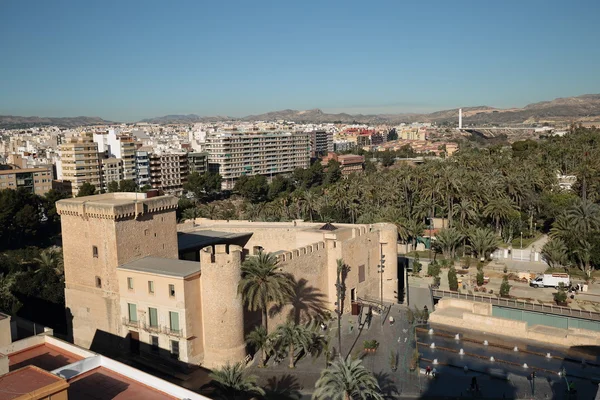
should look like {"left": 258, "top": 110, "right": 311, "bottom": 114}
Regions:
{"left": 93, "top": 130, "right": 137, "bottom": 181}
{"left": 100, "top": 158, "right": 124, "bottom": 191}
{"left": 206, "top": 131, "right": 310, "bottom": 190}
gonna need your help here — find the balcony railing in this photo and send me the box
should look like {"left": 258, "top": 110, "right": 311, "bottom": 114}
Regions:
{"left": 128, "top": 321, "right": 183, "bottom": 337}
{"left": 122, "top": 317, "right": 139, "bottom": 328}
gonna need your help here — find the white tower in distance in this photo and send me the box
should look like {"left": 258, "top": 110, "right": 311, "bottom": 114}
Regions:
{"left": 459, "top": 108, "right": 463, "bottom": 129}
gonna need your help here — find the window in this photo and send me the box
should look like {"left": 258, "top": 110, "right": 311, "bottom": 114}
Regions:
{"left": 128, "top": 303, "right": 137, "bottom": 323}
{"left": 127, "top": 277, "right": 134, "bottom": 290}
{"left": 92, "top": 246, "right": 98, "bottom": 258}
{"left": 169, "top": 284, "right": 175, "bottom": 297}
{"left": 148, "top": 281, "right": 154, "bottom": 294}
{"left": 358, "top": 265, "right": 365, "bottom": 283}
{"left": 170, "top": 340, "right": 179, "bottom": 359}
{"left": 148, "top": 307, "right": 158, "bottom": 327}
{"left": 169, "top": 311, "right": 180, "bottom": 333}
{"left": 144, "top": 229, "right": 148, "bottom": 236}
{"left": 95, "top": 276, "right": 102, "bottom": 288}
{"left": 151, "top": 335, "right": 159, "bottom": 353}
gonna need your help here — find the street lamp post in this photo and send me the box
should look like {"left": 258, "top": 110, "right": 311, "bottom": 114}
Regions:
{"left": 520, "top": 232, "right": 523, "bottom": 250}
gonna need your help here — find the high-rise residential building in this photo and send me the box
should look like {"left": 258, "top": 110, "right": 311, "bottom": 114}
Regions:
{"left": 149, "top": 153, "right": 189, "bottom": 195}
{"left": 309, "top": 130, "right": 333, "bottom": 158}
{"left": 206, "top": 131, "right": 310, "bottom": 190}
{"left": 187, "top": 152, "right": 208, "bottom": 175}
{"left": 0, "top": 165, "right": 54, "bottom": 195}
{"left": 100, "top": 158, "right": 123, "bottom": 191}
{"left": 56, "top": 133, "right": 101, "bottom": 196}
{"left": 135, "top": 149, "right": 150, "bottom": 188}
{"left": 93, "top": 130, "right": 137, "bottom": 181}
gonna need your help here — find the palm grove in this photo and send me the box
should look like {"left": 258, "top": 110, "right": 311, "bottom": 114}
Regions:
{"left": 182, "top": 126, "right": 600, "bottom": 281}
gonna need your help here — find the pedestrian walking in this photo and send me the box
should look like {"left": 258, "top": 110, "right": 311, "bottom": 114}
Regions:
{"left": 425, "top": 365, "right": 431, "bottom": 376}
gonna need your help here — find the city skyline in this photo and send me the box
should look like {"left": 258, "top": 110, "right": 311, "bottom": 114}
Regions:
{"left": 2, "top": 0, "right": 600, "bottom": 121}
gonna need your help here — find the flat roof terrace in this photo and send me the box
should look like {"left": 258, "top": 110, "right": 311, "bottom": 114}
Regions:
{"left": 9, "top": 343, "right": 84, "bottom": 372}
{"left": 0, "top": 365, "right": 68, "bottom": 400}
{"left": 118, "top": 256, "right": 200, "bottom": 278}
{"left": 67, "top": 367, "right": 177, "bottom": 400}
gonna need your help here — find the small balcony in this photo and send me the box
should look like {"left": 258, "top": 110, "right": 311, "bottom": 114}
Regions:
{"left": 122, "top": 317, "right": 140, "bottom": 328}
{"left": 138, "top": 322, "right": 183, "bottom": 337}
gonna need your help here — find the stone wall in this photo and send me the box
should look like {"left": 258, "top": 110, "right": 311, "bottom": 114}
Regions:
{"left": 199, "top": 245, "right": 246, "bottom": 368}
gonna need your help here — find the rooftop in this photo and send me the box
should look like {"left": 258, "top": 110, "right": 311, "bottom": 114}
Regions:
{"left": 9, "top": 343, "right": 84, "bottom": 372}
{"left": 67, "top": 367, "right": 177, "bottom": 400}
{"left": 0, "top": 365, "right": 67, "bottom": 400}
{"left": 57, "top": 193, "right": 179, "bottom": 220}
{"left": 118, "top": 256, "right": 200, "bottom": 278}
{"left": 177, "top": 230, "right": 253, "bottom": 252}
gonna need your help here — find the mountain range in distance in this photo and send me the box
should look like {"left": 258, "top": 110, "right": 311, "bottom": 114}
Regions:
{"left": 2, "top": 94, "right": 600, "bottom": 128}
{"left": 141, "top": 94, "right": 600, "bottom": 126}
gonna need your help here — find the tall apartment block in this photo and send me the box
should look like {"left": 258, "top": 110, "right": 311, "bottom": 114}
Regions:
{"left": 0, "top": 164, "right": 54, "bottom": 195}
{"left": 309, "top": 130, "right": 333, "bottom": 158}
{"left": 149, "top": 153, "right": 189, "bottom": 195}
{"left": 187, "top": 152, "right": 208, "bottom": 174}
{"left": 207, "top": 131, "right": 310, "bottom": 190}
{"left": 56, "top": 133, "right": 101, "bottom": 196}
{"left": 135, "top": 150, "right": 150, "bottom": 188}
{"left": 100, "top": 158, "right": 124, "bottom": 191}
{"left": 93, "top": 130, "right": 136, "bottom": 182}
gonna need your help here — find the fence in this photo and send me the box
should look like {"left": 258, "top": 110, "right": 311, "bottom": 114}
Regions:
{"left": 431, "top": 288, "right": 600, "bottom": 322}
{"left": 491, "top": 248, "right": 543, "bottom": 263}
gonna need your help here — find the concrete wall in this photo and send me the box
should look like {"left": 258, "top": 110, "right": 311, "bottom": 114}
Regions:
{"left": 184, "top": 274, "right": 203, "bottom": 364}
{"left": 431, "top": 298, "right": 600, "bottom": 347}
{"left": 0, "top": 315, "right": 11, "bottom": 347}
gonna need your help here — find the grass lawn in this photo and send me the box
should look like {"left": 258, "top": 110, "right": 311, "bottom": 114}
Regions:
{"left": 505, "top": 232, "right": 543, "bottom": 249}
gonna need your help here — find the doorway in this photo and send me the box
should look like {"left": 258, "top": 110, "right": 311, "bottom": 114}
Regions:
{"left": 129, "top": 331, "right": 140, "bottom": 354}
{"left": 351, "top": 288, "right": 356, "bottom": 302}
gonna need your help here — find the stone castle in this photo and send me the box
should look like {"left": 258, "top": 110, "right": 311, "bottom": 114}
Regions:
{"left": 57, "top": 192, "right": 398, "bottom": 368}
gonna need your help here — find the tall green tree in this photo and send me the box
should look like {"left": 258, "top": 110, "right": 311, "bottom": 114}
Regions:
{"left": 237, "top": 251, "right": 293, "bottom": 332}
{"left": 274, "top": 321, "right": 313, "bottom": 368}
{"left": 77, "top": 182, "right": 96, "bottom": 197}
{"left": 245, "top": 325, "right": 272, "bottom": 368}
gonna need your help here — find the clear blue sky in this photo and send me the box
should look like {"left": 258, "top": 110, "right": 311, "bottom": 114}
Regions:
{"left": 1, "top": 0, "right": 599, "bottom": 122}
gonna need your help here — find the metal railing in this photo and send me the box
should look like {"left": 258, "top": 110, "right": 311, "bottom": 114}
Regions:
{"left": 431, "top": 288, "right": 600, "bottom": 322}
{"left": 122, "top": 318, "right": 183, "bottom": 337}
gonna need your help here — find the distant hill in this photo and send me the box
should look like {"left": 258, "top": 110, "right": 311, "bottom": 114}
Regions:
{"left": 139, "top": 114, "right": 234, "bottom": 124}
{"left": 142, "top": 94, "right": 600, "bottom": 125}
{"left": 4, "top": 94, "right": 600, "bottom": 128}
{"left": 0, "top": 115, "right": 114, "bottom": 128}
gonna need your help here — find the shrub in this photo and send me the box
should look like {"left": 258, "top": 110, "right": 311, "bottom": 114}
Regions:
{"left": 433, "top": 276, "right": 441, "bottom": 287}
{"left": 406, "top": 308, "right": 415, "bottom": 324}
{"left": 500, "top": 275, "right": 511, "bottom": 297}
{"left": 503, "top": 265, "right": 508, "bottom": 274}
{"left": 413, "top": 255, "right": 422, "bottom": 274}
{"left": 554, "top": 283, "right": 567, "bottom": 304}
{"left": 428, "top": 261, "right": 441, "bottom": 278}
{"left": 476, "top": 267, "right": 485, "bottom": 286}
{"left": 448, "top": 267, "right": 458, "bottom": 291}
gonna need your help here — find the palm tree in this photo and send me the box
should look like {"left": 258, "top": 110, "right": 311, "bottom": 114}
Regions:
{"left": 405, "top": 218, "right": 425, "bottom": 251}
{"left": 313, "top": 357, "right": 384, "bottom": 400}
{"left": 433, "top": 228, "right": 464, "bottom": 260}
{"left": 565, "top": 200, "right": 600, "bottom": 235}
{"left": 483, "top": 197, "right": 518, "bottom": 235}
{"left": 238, "top": 251, "right": 293, "bottom": 332}
{"left": 468, "top": 228, "right": 498, "bottom": 261}
{"left": 573, "top": 239, "right": 594, "bottom": 279}
{"left": 245, "top": 325, "right": 272, "bottom": 368}
{"left": 335, "top": 259, "right": 348, "bottom": 355}
{"left": 34, "top": 249, "right": 64, "bottom": 278}
{"left": 274, "top": 321, "right": 313, "bottom": 368}
{"left": 181, "top": 207, "right": 200, "bottom": 222}
{"left": 541, "top": 239, "right": 568, "bottom": 269}
{"left": 205, "top": 362, "right": 265, "bottom": 400}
